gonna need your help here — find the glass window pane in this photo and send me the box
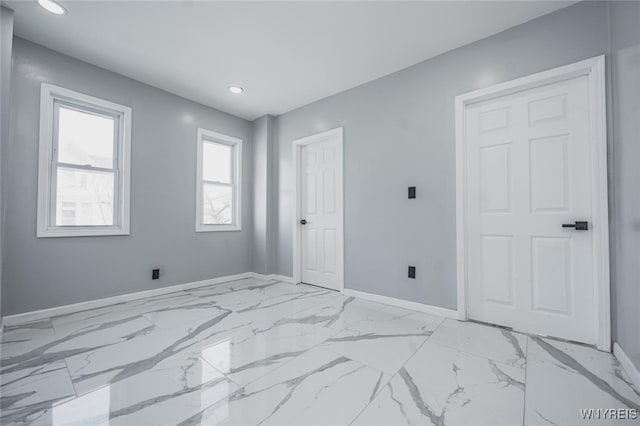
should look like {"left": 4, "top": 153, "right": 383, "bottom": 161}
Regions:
{"left": 202, "top": 183, "right": 232, "bottom": 225}
{"left": 57, "top": 105, "right": 115, "bottom": 169}
{"left": 203, "top": 141, "right": 232, "bottom": 183}
{"left": 56, "top": 167, "right": 114, "bottom": 226}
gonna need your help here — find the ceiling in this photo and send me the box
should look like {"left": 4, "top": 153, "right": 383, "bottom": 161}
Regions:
{"left": 5, "top": 1, "right": 574, "bottom": 121}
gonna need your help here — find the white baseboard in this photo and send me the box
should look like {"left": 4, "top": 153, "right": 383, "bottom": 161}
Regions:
{"left": 2, "top": 273, "right": 455, "bottom": 329}
{"left": 2, "top": 272, "right": 257, "bottom": 327}
{"left": 613, "top": 342, "right": 640, "bottom": 391}
{"left": 343, "top": 288, "right": 459, "bottom": 319}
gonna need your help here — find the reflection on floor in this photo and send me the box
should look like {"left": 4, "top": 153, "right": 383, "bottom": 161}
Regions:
{"left": 1, "top": 278, "right": 638, "bottom": 425}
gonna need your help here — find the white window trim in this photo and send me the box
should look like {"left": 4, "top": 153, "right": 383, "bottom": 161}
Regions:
{"left": 195, "top": 128, "right": 242, "bottom": 232}
{"left": 37, "top": 83, "right": 132, "bottom": 238}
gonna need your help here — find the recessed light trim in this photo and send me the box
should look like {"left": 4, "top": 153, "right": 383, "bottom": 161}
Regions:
{"left": 37, "top": 0, "right": 67, "bottom": 15}
{"left": 228, "top": 85, "right": 244, "bottom": 94}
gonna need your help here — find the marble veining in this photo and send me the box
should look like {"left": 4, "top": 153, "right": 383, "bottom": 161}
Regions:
{"left": 428, "top": 318, "right": 528, "bottom": 368}
{"left": 524, "top": 336, "right": 640, "bottom": 425}
{"left": 354, "top": 342, "right": 527, "bottom": 426}
{"left": 1, "top": 277, "right": 638, "bottom": 425}
{"left": 320, "top": 305, "right": 444, "bottom": 374}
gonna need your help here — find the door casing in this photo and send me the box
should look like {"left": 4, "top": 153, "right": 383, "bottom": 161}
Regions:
{"left": 455, "top": 56, "right": 610, "bottom": 351}
{"left": 293, "top": 127, "right": 345, "bottom": 292}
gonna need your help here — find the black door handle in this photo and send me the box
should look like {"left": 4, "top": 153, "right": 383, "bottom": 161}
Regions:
{"left": 300, "top": 219, "right": 307, "bottom": 225}
{"left": 562, "top": 221, "right": 588, "bottom": 231}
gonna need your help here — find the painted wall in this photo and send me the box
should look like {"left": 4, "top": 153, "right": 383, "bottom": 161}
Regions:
{"left": 610, "top": 1, "right": 640, "bottom": 371}
{"left": 251, "top": 115, "right": 276, "bottom": 274}
{"left": 0, "top": 6, "right": 15, "bottom": 320}
{"left": 272, "top": 2, "right": 611, "bottom": 309}
{"left": 3, "top": 38, "right": 253, "bottom": 315}
{"left": 3, "top": 2, "right": 638, "bottom": 372}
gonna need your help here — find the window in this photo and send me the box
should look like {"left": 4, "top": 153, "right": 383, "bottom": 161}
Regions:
{"left": 196, "top": 128, "right": 242, "bottom": 232}
{"left": 37, "top": 84, "right": 132, "bottom": 237}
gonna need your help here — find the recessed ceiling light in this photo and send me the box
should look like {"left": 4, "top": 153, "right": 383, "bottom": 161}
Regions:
{"left": 228, "top": 85, "right": 244, "bottom": 94}
{"left": 37, "top": 0, "right": 67, "bottom": 15}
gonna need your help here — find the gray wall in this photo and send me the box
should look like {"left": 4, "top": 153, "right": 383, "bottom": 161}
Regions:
{"left": 273, "top": 1, "right": 611, "bottom": 310}
{"left": 3, "top": 38, "right": 253, "bottom": 315}
{"left": 2, "top": 2, "right": 637, "bottom": 371}
{"left": 251, "top": 115, "right": 275, "bottom": 274}
{"left": 610, "top": 1, "right": 640, "bottom": 371}
{"left": 273, "top": 0, "right": 640, "bottom": 368}
{"left": 1, "top": 6, "right": 15, "bottom": 320}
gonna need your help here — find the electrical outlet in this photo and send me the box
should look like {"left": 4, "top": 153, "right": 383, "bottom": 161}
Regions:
{"left": 408, "top": 187, "right": 416, "bottom": 199}
{"left": 152, "top": 269, "right": 160, "bottom": 280}
{"left": 408, "top": 266, "right": 416, "bottom": 279}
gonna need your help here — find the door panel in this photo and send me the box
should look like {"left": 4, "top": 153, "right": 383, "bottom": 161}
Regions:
{"left": 305, "top": 229, "right": 318, "bottom": 271}
{"left": 324, "top": 229, "right": 337, "bottom": 274}
{"left": 480, "top": 236, "right": 515, "bottom": 306}
{"left": 300, "top": 136, "right": 341, "bottom": 291}
{"left": 528, "top": 94, "right": 567, "bottom": 125}
{"left": 306, "top": 174, "right": 317, "bottom": 213}
{"left": 529, "top": 135, "right": 569, "bottom": 212}
{"left": 531, "top": 237, "right": 572, "bottom": 316}
{"left": 467, "top": 75, "right": 595, "bottom": 344}
{"left": 323, "top": 170, "right": 336, "bottom": 214}
{"left": 480, "top": 144, "right": 512, "bottom": 213}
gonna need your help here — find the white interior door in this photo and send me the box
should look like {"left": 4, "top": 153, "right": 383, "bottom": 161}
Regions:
{"left": 466, "top": 74, "right": 597, "bottom": 344}
{"left": 299, "top": 136, "right": 342, "bottom": 291}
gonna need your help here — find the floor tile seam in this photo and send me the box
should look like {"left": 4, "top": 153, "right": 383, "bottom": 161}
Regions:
{"left": 318, "top": 332, "right": 429, "bottom": 377}
{"left": 523, "top": 335, "right": 531, "bottom": 426}
{"left": 279, "top": 294, "right": 352, "bottom": 320}
{"left": 191, "top": 279, "right": 279, "bottom": 297}
{"left": 185, "top": 281, "right": 269, "bottom": 297}
{"left": 57, "top": 315, "right": 226, "bottom": 399}
{"left": 222, "top": 326, "right": 358, "bottom": 391}
{"left": 346, "top": 335, "right": 432, "bottom": 426}
{"left": 51, "top": 291, "right": 196, "bottom": 325}
{"left": 348, "top": 327, "right": 527, "bottom": 426}
{"left": 2, "top": 319, "right": 57, "bottom": 342}
{"left": 205, "top": 320, "right": 360, "bottom": 388}
{"left": 289, "top": 342, "right": 393, "bottom": 419}
{"left": 4, "top": 278, "right": 268, "bottom": 335}
{"left": 310, "top": 346, "right": 394, "bottom": 426}
{"left": 334, "top": 310, "right": 446, "bottom": 342}
{"left": 429, "top": 319, "right": 530, "bottom": 370}
{"left": 195, "top": 353, "right": 244, "bottom": 390}
{"left": 227, "top": 290, "right": 336, "bottom": 317}
{"left": 290, "top": 294, "right": 343, "bottom": 316}
{"left": 51, "top": 307, "right": 160, "bottom": 335}
{"left": 62, "top": 357, "right": 79, "bottom": 399}
{"left": 340, "top": 310, "right": 446, "bottom": 335}
{"left": 242, "top": 294, "right": 338, "bottom": 319}
{"left": 527, "top": 349, "right": 640, "bottom": 403}
{"left": 50, "top": 279, "right": 256, "bottom": 329}
{"left": 423, "top": 338, "right": 529, "bottom": 372}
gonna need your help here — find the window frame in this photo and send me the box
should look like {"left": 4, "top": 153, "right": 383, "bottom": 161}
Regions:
{"left": 37, "top": 83, "right": 132, "bottom": 238}
{"left": 195, "top": 128, "right": 242, "bottom": 232}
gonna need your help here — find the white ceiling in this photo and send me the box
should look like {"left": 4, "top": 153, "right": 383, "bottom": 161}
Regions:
{"left": 5, "top": 1, "right": 573, "bottom": 121}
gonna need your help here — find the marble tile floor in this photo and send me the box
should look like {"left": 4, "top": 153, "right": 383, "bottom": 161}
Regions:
{"left": 1, "top": 278, "right": 638, "bottom": 425}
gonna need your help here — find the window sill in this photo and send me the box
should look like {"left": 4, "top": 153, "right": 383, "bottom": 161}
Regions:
{"left": 37, "top": 226, "right": 130, "bottom": 238}
{"left": 195, "top": 224, "right": 242, "bottom": 233}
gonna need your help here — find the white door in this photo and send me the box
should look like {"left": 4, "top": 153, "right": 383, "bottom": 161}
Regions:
{"left": 300, "top": 136, "right": 342, "bottom": 291}
{"left": 466, "top": 74, "right": 597, "bottom": 344}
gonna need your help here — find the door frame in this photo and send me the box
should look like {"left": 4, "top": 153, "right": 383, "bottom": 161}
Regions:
{"left": 454, "top": 56, "right": 610, "bottom": 351}
{"left": 292, "top": 127, "right": 345, "bottom": 292}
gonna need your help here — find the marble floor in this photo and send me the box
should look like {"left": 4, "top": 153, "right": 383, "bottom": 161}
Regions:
{"left": 1, "top": 278, "right": 638, "bottom": 425}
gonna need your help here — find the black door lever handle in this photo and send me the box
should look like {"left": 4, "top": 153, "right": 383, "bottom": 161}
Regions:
{"left": 300, "top": 219, "right": 307, "bottom": 225}
{"left": 562, "top": 221, "right": 588, "bottom": 231}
